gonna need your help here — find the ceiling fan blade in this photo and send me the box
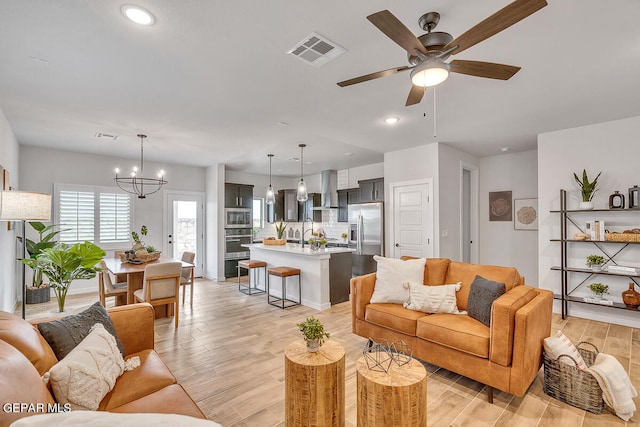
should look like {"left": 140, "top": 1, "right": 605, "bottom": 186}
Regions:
{"left": 443, "top": 0, "right": 547, "bottom": 56}
{"left": 337, "top": 66, "right": 411, "bottom": 87}
{"left": 406, "top": 85, "right": 425, "bottom": 106}
{"left": 367, "top": 10, "right": 427, "bottom": 56}
{"left": 450, "top": 60, "right": 520, "bottom": 80}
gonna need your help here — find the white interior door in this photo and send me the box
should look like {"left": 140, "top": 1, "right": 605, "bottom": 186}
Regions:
{"left": 392, "top": 182, "right": 433, "bottom": 258}
{"left": 460, "top": 162, "right": 479, "bottom": 264}
{"left": 165, "top": 192, "right": 204, "bottom": 277}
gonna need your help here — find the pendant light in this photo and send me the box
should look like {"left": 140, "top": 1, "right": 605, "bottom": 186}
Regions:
{"left": 296, "top": 144, "right": 308, "bottom": 202}
{"left": 266, "top": 154, "right": 275, "bottom": 205}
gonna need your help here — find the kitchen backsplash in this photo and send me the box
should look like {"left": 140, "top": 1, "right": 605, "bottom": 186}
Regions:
{"left": 254, "top": 210, "right": 348, "bottom": 242}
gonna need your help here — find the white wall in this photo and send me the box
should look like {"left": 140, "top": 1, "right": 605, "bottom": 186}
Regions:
{"left": 19, "top": 145, "right": 206, "bottom": 293}
{"left": 438, "top": 144, "right": 479, "bottom": 260}
{"left": 479, "top": 150, "right": 538, "bottom": 285}
{"left": 205, "top": 164, "right": 225, "bottom": 280}
{"left": 0, "top": 108, "right": 21, "bottom": 312}
{"left": 384, "top": 143, "right": 439, "bottom": 257}
{"left": 539, "top": 116, "right": 640, "bottom": 327}
{"left": 341, "top": 163, "right": 384, "bottom": 189}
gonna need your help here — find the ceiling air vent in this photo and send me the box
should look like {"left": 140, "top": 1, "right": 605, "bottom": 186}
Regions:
{"left": 95, "top": 132, "right": 119, "bottom": 140}
{"left": 287, "top": 32, "right": 345, "bottom": 68}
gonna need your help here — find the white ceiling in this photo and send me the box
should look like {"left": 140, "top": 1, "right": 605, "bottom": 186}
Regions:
{"left": 1, "top": 1, "right": 639, "bottom": 178}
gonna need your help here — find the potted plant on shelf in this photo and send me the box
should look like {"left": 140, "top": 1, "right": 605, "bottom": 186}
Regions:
{"left": 22, "top": 241, "right": 106, "bottom": 313}
{"left": 296, "top": 316, "right": 330, "bottom": 352}
{"left": 586, "top": 254, "right": 605, "bottom": 271}
{"left": 573, "top": 169, "right": 601, "bottom": 210}
{"left": 587, "top": 283, "right": 609, "bottom": 300}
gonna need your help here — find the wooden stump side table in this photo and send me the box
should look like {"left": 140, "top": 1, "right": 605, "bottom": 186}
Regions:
{"left": 284, "top": 340, "right": 345, "bottom": 426}
{"left": 356, "top": 356, "right": 427, "bottom": 427}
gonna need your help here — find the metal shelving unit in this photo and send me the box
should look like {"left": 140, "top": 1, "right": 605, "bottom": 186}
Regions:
{"left": 552, "top": 189, "right": 640, "bottom": 318}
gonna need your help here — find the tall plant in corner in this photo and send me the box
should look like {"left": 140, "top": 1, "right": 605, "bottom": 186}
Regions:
{"left": 573, "top": 169, "right": 601, "bottom": 209}
{"left": 22, "top": 241, "right": 106, "bottom": 312}
{"left": 17, "top": 222, "right": 67, "bottom": 288}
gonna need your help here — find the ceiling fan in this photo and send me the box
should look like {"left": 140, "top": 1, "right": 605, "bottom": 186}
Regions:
{"left": 337, "top": 0, "right": 548, "bottom": 106}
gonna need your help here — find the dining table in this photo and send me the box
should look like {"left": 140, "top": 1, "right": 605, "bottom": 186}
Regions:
{"left": 103, "top": 256, "right": 194, "bottom": 318}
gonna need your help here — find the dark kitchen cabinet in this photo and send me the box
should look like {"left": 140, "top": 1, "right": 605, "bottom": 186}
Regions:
{"left": 281, "top": 190, "right": 299, "bottom": 222}
{"left": 267, "top": 192, "right": 284, "bottom": 223}
{"left": 299, "top": 193, "right": 322, "bottom": 222}
{"left": 337, "top": 188, "right": 360, "bottom": 222}
{"left": 358, "top": 178, "right": 384, "bottom": 202}
{"left": 225, "top": 183, "right": 253, "bottom": 208}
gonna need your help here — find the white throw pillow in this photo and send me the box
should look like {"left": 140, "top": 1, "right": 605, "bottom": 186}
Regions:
{"left": 404, "top": 282, "right": 463, "bottom": 314}
{"left": 370, "top": 256, "right": 426, "bottom": 304}
{"left": 45, "top": 323, "right": 125, "bottom": 410}
{"left": 543, "top": 330, "right": 587, "bottom": 370}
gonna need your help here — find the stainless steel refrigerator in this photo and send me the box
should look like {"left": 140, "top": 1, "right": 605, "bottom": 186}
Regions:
{"left": 348, "top": 202, "right": 384, "bottom": 276}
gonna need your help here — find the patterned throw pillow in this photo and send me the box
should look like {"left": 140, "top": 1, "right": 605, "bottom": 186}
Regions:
{"left": 467, "top": 275, "right": 506, "bottom": 327}
{"left": 543, "top": 330, "right": 587, "bottom": 370}
{"left": 404, "top": 282, "right": 463, "bottom": 314}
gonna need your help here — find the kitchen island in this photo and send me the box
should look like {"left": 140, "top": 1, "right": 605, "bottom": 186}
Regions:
{"left": 244, "top": 243, "right": 354, "bottom": 311}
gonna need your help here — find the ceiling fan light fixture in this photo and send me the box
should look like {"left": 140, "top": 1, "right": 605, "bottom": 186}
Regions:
{"left": 410, "top": 60, "right": 450, "bottom": 87}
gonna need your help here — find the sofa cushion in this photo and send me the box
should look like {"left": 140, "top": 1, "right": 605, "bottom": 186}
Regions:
{"left": 365, "top": 303, "right": 427, "bottom": 336}
{"left": 370, "top": 256, "right": 425, "bottom": 305}
{"left": 0, "top": 340, "right": 55, "bottom": 426}
{"left": 404, "top": 282, "right": 462, "bottom": 314}
{"left": 109, "top": 384, "right": 206, "bottom": 419}
{"left": 400, "top": 257, "right": 450, "bottom": 285}
{"left": 467, "top": 276, "right": 506, "bottom": 326}
{"left": 0, "top": 311, "right": 58, "bottom": 375}
{"left": 416, "top": 314, "right": 490, "bottom": 359}
{"left": 446, "top": 262, "right": 520, "bottom": 310}
{"left": 46, "top": 323, "right": 124, "bottom": 410}
{"left": 98, "top": 349, "right": 177, "bottom": 410}
{"left": 37, "top": 302, "right": 126, "bottom": 360}
{"left": 9, "top": 411, "right": 217, "bottom": 426}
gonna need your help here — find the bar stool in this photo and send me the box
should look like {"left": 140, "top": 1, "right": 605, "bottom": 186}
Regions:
{"left": 267, "top": 266, "right": 301, "bottom": 309}
{"left": 238, "top": 260, "right": 267, "bottom": 295}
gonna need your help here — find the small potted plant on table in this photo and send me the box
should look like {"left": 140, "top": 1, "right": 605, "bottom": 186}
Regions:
{"left": 587, "top": 283, "right": 609, "bottom": 300}
{"left": 297, "top": 316, "right": 330, "bottom": 352}
{"left": 586, "top": 254, "right": 605, "bottom": 271}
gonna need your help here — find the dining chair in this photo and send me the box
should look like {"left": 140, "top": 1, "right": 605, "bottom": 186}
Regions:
{"left": 180, "top": 251, "right": 196, "bottom": 305}
{"left": 133, "top": 262, "right": 182, "bottom": 328}
{"left": 113, "top": 250, "right": 128, "bottom": 282}
{"left": 98, "top": 259, "right": 128, "bottom": 307}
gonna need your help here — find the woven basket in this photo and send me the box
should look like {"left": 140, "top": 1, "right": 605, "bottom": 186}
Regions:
{"left": 120, "top": 251, "right": 162, "bottom": 263}
{"left": 26, "top": 286, "right": 51, "bottom": 304}
{"left": 263, "top": 239, "right": 287, "bottom": 246}
{"left": 543, "top": 342, "right": 605, "bottom": 414}
{"left": 605, "top": 232, "right": 640, "bottom": 242}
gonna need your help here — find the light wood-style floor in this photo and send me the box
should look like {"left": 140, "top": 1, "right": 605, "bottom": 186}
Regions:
{"left": 20, "top": 278, "right": 640, "bottom": 426}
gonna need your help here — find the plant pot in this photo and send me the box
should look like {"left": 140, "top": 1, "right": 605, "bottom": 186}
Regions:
{"left": 591, "top": 265, "right": 602, "bottom": 272}
{"left": 26, "top": 286, "right": 50, "bottom": 304}
{"left": 622, "top": 283, "right": 640, "bottom": 308}
{"left": 579, "top": 201, "right": 594, "bottom": 210}
{"left": 306, "top": 338, "right": 320, "bottom": 352}
{"left": 591, "top": 294, "right": 604, "bottom": 300}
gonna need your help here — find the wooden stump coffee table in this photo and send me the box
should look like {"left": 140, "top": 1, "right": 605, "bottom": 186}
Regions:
{"left": 284, "top": 340, "right": 345, "bottom": 426}
{"left": 356, "top": 356, "right": 427, "bottom": 427}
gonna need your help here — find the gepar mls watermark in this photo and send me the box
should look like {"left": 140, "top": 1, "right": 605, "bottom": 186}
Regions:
{"left": 2, "top": 403, "right": 71, "bottom": 413}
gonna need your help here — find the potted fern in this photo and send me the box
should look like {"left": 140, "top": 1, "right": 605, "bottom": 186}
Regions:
{"left": 573, "top": 169, "right": 601, "bottom": 210}
{"left": 296, "top": 316, "right": 330, "bottom": 352}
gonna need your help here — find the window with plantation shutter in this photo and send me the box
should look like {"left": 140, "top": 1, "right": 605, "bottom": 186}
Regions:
{"left": 55, "top": 184, "right": 133, "bottom": 247}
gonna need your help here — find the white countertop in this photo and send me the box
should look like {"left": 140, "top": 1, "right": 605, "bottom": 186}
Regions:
{"left": 245, "top": 243, "right": 355, "bottom": 256}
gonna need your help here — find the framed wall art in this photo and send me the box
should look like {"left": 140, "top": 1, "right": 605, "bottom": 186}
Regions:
{"left": 514, "top": 198, "right": 538, "bottom": 230}
{"left": 489, "top": 191, "right": 512, "bottom": 221}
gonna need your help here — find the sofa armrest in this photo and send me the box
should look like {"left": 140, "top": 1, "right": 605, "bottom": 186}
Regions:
{"left": 108, "top": 303, "right": 155, "bottom": 356}
{"left": 350, "top": 273, "right": 377, "bottom": 331}
{"left": 489, "top": 285, "right": 539, "bottom": 366}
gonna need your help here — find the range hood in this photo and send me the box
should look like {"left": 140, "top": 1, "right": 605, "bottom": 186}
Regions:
{"left": 315, "top": 170, "right": 339, "bottom": 209}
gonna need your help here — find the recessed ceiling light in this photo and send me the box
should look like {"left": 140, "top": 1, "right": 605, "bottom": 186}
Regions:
{"left": 121, "top": 4, "right": 155, "bottom": 25}
{"left": 384, "top": 117, "right": 399, "bottom": 125}
{"left": 500, "top": 147, "right": 509, "bottom": 152}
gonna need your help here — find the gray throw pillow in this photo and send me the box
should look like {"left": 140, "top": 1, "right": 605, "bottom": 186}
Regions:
{"left": 37, "top": 301, "right": 125, "bottom": 359}
{"left": 467, "top": 275, "right": 506, "bottom": 327}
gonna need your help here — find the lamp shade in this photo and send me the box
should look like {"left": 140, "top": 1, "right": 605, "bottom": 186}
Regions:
{"left": 410, "top": 60, "right": 450, "bottom": 87}
{"left": 0, "top": 191, "right": 52, "bottom": 221}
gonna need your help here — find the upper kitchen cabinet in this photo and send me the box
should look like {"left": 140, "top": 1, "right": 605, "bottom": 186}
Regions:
{"left": 299, "top": 193, "right": 322, "bottom": 222}
{"left": 337, "top": 188, "right": 360, "bottom": 222}
{"left": 281, "top": 189, "right": 299, "bottom": 222}
{"left": 225, "top": 183, "right": 254, "bottom": 208}
{"left": 358, "top": 178, "right": 384, "bottom": 202}
{"left": 267, "top": 192, "right": 284, "bottom": 223}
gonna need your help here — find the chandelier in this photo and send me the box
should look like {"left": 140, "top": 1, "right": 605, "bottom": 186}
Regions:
{"left": 114, "top": 134, "right": 167, "bottom": 199}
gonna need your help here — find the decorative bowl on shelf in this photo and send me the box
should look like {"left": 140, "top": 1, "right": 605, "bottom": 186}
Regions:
{"left": 263, "top": 239, "right": 287, "bottom": 246}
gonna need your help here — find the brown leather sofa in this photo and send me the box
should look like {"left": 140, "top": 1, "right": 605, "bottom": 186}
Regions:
{"left": 0, "top": 303, "right": 205, "bottom": 427}
{"left": 351, "top": 258, "right": 553, "bottom": 402}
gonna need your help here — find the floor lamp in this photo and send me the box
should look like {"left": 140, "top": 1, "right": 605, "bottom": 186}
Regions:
{"left": 0, "top": 191, "right": 52, "bottom": 319}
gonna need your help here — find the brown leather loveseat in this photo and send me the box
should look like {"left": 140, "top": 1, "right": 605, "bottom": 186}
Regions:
{"left": 351, "top": 258, "right": 553, "bottom": 402}
{"left": 0, "top": 303, "right": 204, "bottom": 426}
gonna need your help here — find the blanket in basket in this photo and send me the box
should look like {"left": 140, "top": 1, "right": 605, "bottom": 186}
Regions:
{"left": 588, "top": 353, "right": 637, "bottom": 421}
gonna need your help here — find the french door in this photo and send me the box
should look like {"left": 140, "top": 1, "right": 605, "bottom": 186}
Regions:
{"left": 164, "top": 191, "right": 204, "bottom": 277}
